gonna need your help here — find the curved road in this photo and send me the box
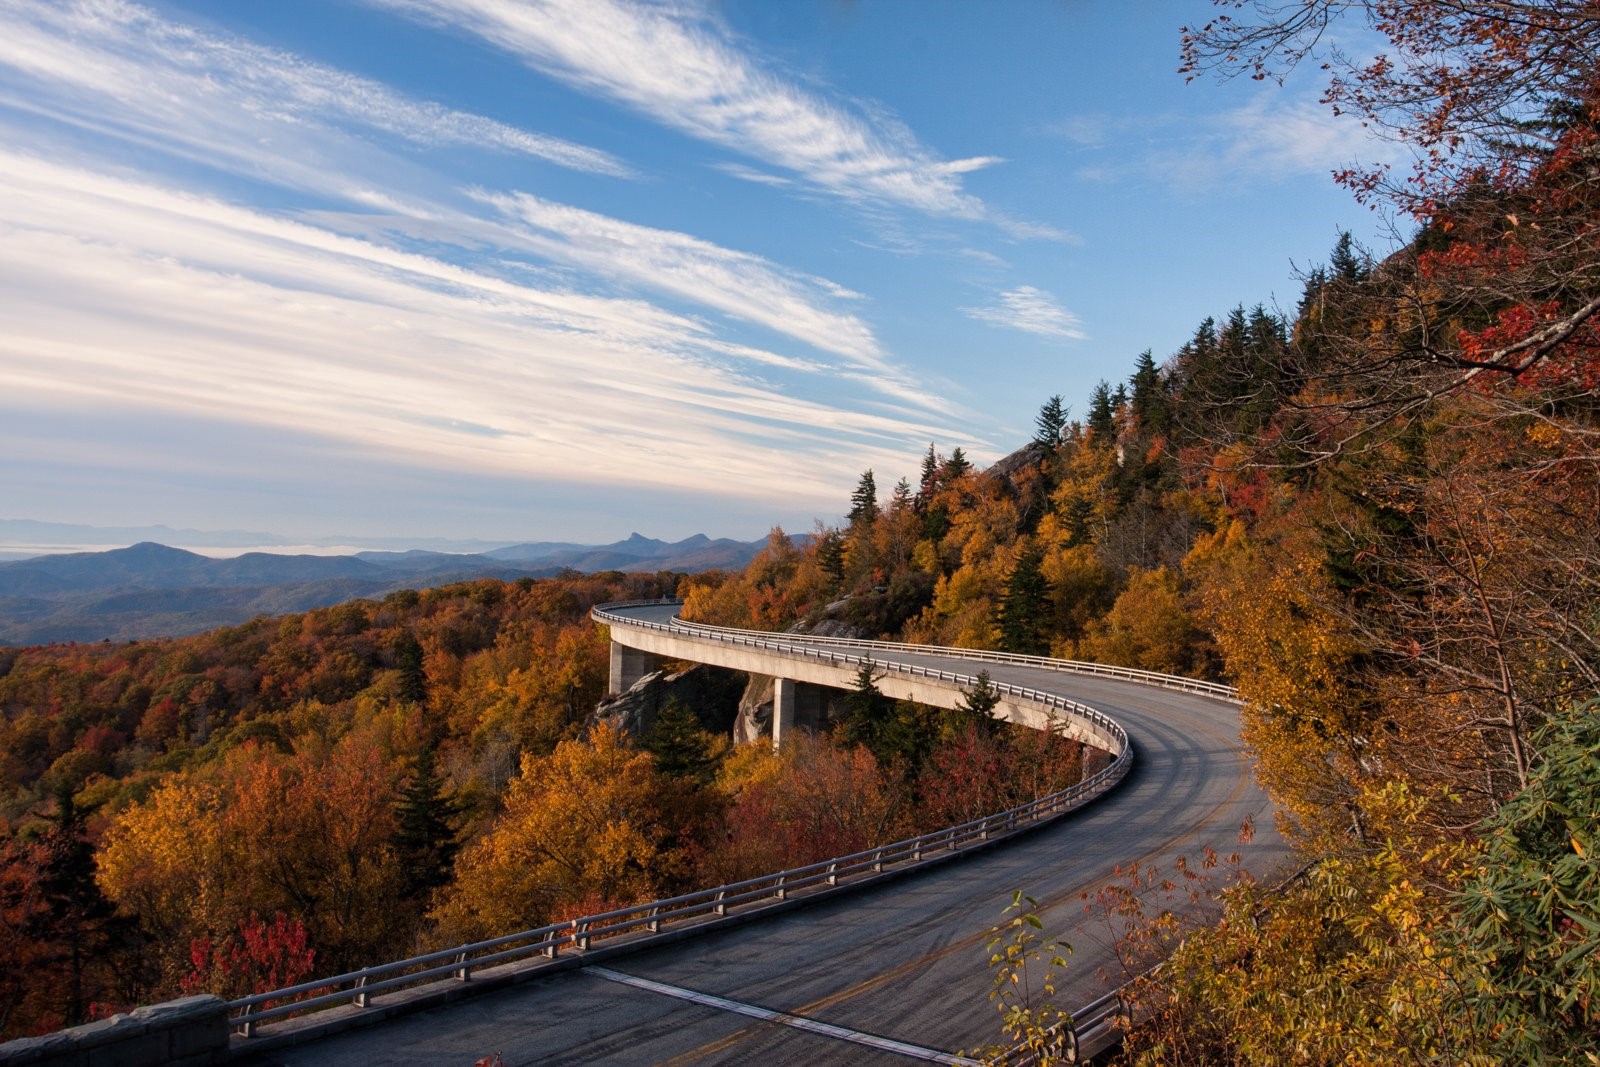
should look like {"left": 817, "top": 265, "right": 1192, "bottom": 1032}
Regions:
{"left": 245, "top": 607, "right": 1287, "bottom": 1066}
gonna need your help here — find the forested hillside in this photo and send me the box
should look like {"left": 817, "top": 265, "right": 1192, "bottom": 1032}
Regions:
{"left": 0, "top": 566, "right": 1087, "bottom": 1038}
{"left": 3, "top": 1, "right": 1595, "bottom": 1059}
{"left": 683, "top": 2, "right": 1600, "bottom": 1056}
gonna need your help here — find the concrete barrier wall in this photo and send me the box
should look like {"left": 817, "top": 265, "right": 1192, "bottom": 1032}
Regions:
{"left": 0, "top": 996, "right": 229, "bottom": 1067}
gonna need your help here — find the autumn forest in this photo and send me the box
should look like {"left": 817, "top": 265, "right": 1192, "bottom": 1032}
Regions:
{"left": 4, "top": 2, "right": 1599, "bottom": 1062}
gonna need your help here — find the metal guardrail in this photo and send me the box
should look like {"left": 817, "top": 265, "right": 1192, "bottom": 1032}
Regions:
{"left": 227, "top": 599, "right": 1163, "bottom": 1041}
{"left": 596, "top": 600, "right": 1131, "bottom": 744}
{"left": 595, "top": 598, "right": 1239, "bottom": 703}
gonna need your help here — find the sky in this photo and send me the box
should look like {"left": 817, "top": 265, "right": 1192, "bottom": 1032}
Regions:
{"left": 0, "top": 0, "right": 1399, "bottom": 547}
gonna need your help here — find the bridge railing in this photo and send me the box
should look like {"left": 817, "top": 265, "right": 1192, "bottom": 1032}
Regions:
{"left": 229, "top": 600, "right": 1145, "bottom": 1040}
{"left": 593, "top": 599, "right": 1238, "bottom": 702}
{"left": 228, "top": 748, "right": 1130, "bottom": 1039}
{"left": 228, "top": 620, "right": 1134, "bottom": 1038}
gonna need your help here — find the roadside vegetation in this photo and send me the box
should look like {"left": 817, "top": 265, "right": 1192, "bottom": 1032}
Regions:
{"left": 4, "top": 1, "right": 1596, "bottom": 1057}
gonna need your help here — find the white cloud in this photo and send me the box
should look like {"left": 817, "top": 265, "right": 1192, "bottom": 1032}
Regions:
{"left": 1057, "top": 89, "right": 1404, "bottom": 191}
{"left": 964, "top": 286, "right": 1086, "bottom": 342}
{"left": 371, "top": 0, "right": 1029, "bottom": 228}
{"left": 466, "top": 190, "right": 887, "bottom": 368}
{"left": 0, "top": 0, "right": 633, "bottom": 181}
{"left": 0, "top": 152, "right": 960, "bottom": 510}
{"left": 1212, "top": 94, "right": 1402, "bottom": 179}
{"left": 0, "top": 0, "right": 933, "bottom": 400}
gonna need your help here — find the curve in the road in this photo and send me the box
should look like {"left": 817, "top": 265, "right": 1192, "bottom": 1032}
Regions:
{"left": 233, "top": 604, "right": 1288, "bottom": 1065}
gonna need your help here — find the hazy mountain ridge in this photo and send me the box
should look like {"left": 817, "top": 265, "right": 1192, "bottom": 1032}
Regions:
{"left": 0, "top": 534, "right": 765, "bottom": 645}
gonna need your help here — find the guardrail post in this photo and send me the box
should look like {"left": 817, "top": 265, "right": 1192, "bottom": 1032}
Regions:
{"left": 826, "top": 861, "right": 838, "bottom": 886}
{"left": 872, "top": 848, "right": 884, "bottom": 873}
{"left": 353, "top": 973, "right": 370, "bottom": 1009}
{"left": 648, "top": 906, "right": 661, "bottom": 933}
{"left": 575, "top": 919, "right": 591, "bottom": 951}
{"left": 238, "top": 1014, "right": 256, "bottom": 1039}
{"left": 714, "top": 889, "right": 727, "bottom": 916}
{"left": 454, "top": 951, "right": 471, "bottom": 981}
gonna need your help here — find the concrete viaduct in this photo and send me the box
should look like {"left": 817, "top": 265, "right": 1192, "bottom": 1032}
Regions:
{"left": 605, "top": 600, "right": 1133, "bottom": 753}
{"left": 2, "top": 601, "right": 1284, "bottom": 1067}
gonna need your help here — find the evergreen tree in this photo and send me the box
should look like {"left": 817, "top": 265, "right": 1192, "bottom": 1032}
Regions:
{"left": 393, "top": 748, "right": 460, "bottom": 901}
{"left": 36, "top": 793, "right": 125, "bottom": 1026}
{"left": 1128, "top": 350, "right": 1171, "bottom": 439}
{"left": 919, "top": 444, "right": 941, "bottom": 493}
{"left": 394, "top": 634, "right": 427, "bottom": 707}
{"left": 997, "top": 544, "right": 1052, "bottom": 655}
{"left": 1034, "top": 395, "right": 1068, "bottom": 448}
{"left": 816, "top": 529, "right": 846, "bottom": 587}
{"left": 837, "top": 659, "right": 889, "bottom": 754}
{"left": 942, "top": 448, "right": 972, "bottom": 481}
{"left": 1329, "top": 230, "right": 1367, "bottom": 283}
{"left": 947, "top": 670, "right": 1003, "bottom": 736}
{"left": 849, "top": 469, "right": 879, "bottom": 527}
{"left": 890, "top": 477, "right": 913, "bottom": 513}
{"left": 1087, "top": 381, "right": 1116, "bottom": 441}
{"left": 643, "top": 699, "right": 723, "bottom": 785}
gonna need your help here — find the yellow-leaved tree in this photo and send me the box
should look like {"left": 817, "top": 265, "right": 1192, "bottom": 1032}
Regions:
{"left": 430, "top": 723, "right": 697, "bottom": 943}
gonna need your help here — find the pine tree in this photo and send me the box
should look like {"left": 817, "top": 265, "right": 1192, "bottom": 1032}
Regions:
{"left": 1329, "top": 230, "right": 1367, "bottom": 283}
{"left": 891, "top": 477, "right": 913, "bottom": 513}
{"left": 918, "top": 443, "right": 941, "bottom": 502}
{"left": 36, "top": 793, "right": 125, "bottom": 1026}
{"left": 949, "top": 670, "right": 1003, "bottom": 735}
{"left": 1034, "top": 395, "right": 1068, "bottom": 448}
{"left": 1087, "top": 381, "right": 1115, "bottom": 442}
{"left": 837, "top": 659, "right": 888, "bottom": 754}
{"left": 816, "top": 529, "right": 846, "bottom": 587}
{"left": 849, "top": 469, "right": 879, "bottom": 527}
{"left": 1128, "top": 350, "right": 1171, "bottom": 439}
{"left": 942, "top": 448, "right": 972, "bottom": 481}
{"left": 997, "top": 544, "right": 1052, "bottom": 655}
{"left": 394, "top": 634, "right": 427, "bottom": 707}
{"left": 643, "top": 699, "right": 722, "bottom": 784}
{"left": 393, "top": 748, "right": 460, "bottom": 902}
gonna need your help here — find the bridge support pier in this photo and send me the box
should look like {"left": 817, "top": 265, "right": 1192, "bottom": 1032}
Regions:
{"left": 609, "top": 642, "right": 664, "bottom": 696}
{"left": 771, "top": 678, "right": 831, "bottom": 748}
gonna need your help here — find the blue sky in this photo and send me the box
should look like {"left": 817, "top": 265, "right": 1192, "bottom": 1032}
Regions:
{"left": 0, "top": 0, "right": 1397, "bottom": 545}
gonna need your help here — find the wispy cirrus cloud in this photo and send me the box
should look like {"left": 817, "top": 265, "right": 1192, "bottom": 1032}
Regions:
{"left": 370, "top": 0, "right": 1029, "bottom": 228}
{"left": 0, "top": 0, "right": 923, "bottom": 398}
{"left": 467, "top": 190, "right": 885, "bottom": 368}
{"left": 964, "top": 286, "right": 1085, "bottom": 342}
{"left": 0, "top": 151, "right": 960, "bottom": 509}
{"left": 1055, "top": 89, "right": 1404, "bottom": 191}
{"left": 0, "top": 0, "right": 633, "bottom": 181}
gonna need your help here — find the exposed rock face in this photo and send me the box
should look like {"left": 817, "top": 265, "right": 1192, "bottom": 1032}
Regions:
{"left": 599, "top": 616, "right": 871, "bottom": 746}
{"left": 730, "top": 616, "right": 869, "bottom": 742}
{"left": 733, "top": 672, "right": 850, "bottom": 743}
{"left": 985, "top": 440, "right": 1048, "bottom": 484}
{"left": 733, "top": 673, "right": 775, "bottom": 745}
{"left": 591, "top": 663, "right": 744, "bottom": 740}
{"left": 787, "top": 616, "right": 871, "bottom": 640}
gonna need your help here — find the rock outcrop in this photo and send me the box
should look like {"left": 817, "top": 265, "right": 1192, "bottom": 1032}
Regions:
{"left": 591, "top": 663, "right": 744, "bottom": 740}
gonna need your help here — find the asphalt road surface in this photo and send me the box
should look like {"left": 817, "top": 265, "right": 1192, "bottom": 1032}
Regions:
{"left": 243, "top": 612, "right": 1288, "bottom": 1066}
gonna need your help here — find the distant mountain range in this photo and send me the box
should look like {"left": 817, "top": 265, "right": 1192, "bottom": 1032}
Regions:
{"left": 0, "top": 534, "right": 765, "bottom": 646}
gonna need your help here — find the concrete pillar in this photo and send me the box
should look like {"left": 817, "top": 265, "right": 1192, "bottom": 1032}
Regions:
{"left": 792, "top": 681, "right": 831, "bottom": 732}
{"left": 772, "top": 677, "right": 796, "bottom": 749}
{"left": 609, "top": 642, "right": 663, "bottom": 695}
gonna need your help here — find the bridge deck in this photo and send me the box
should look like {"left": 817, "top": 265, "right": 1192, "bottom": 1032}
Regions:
{"left": 238, "top": 606, "right": 1287, "bottom": 1065}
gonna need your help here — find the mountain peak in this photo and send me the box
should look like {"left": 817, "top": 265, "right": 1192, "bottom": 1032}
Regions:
{"left": 113, "top": 542, "right": 206, "bottom": 562}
